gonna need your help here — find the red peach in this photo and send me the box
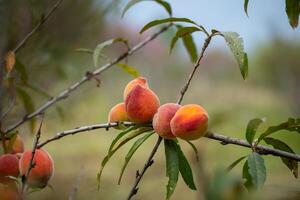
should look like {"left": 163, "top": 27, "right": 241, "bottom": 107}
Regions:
{"left": 170, "top": 104, "right": 209, "bottom": 140}
{"left": 123, "top": 77, "right": 148, "bottom": 100}
{"left": 0, "top": 183, "right": 21, "bottom": 200}
{"left": 4, "top": 135, "right": 25, "bottom": 154}
{"left": 19, "top": 149, "right": 54, "bottom": 188}
{"left": 153, "top": 103, "right": 181, "bottom": 139}
{"left": 125, "top": 85, "right": 160, "bottom": 123}
{"left": 0, "top": 154, "right": 19, "bottom": 184}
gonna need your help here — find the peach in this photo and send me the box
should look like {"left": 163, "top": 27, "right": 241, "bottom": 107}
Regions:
{"left": 123, "top": 77, "right": 148, "bottom": 100}
{"left": 4, "top": 135, "right": 25, "bottom": 154}
{"left": 108, "top": 103, "right": 129, "bottom": 123}
{"left": 153, "top": 103, "right": 181, "bottom": 139}
{"left": 0, "top": 154, "right": 19, "bottom": 184}
{"left": 19, "top": 149, "right": 54, "bottom": 188}
{"left": 125, "top": 85, "right": 160, "bottom": 123}
{"left": 170, "top": 104, "right": 209, "bottom": 140}
{"left": 0, "top": 183, "right": 21, "bottom": 200}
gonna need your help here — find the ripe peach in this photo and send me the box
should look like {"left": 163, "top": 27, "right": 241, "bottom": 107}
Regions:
{"left": 170, "top": 104, "right": 209, "bottom": 140}
{"left": 19, "top": 149, "right": 54, "bottom": 188}
{"left": 153, "top": 103, "right": 181, "bottom": 139}
{"left": 0, "top": 154, "right": 19, "bottom": 184}
{"left": 4, "top": 135, "right": 25, "bottom": 154}
{"left": 125, "top": 85, "right": 160, "bottom": 123}
{"left": 123, "top": 77, "right": 148, "bottom": 100}
{"left": 108, "top": 103, "right": 129, "bottom": 123}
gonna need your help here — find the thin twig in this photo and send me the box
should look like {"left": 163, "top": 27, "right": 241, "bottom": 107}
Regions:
{"left": 4, "top": 25, "right": 171, "bottom": 134}
{"left": 177, "top": 34, "right": 213, "bottom": 104}
{"left": 37, "top": 122, "right": 145, "bottom": 148}
{"left": 37, "top": 122, "right": 300, "bottom": 161}
{"left": 13, "top": 0, "right": 64, "bottom": 54}
{"left": 21, "top": 114, "right": 45, "bottom": 194}
{"left": 126, "top": 136, "right": 162, "bottom": 200}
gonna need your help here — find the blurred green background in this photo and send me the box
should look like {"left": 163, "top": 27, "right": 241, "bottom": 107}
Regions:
{"left": 0, "top": 0, "right": 299, "bottom": 199}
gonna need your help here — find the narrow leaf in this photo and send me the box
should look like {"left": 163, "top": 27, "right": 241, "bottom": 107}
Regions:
{"left": 5, "top": 51, "right": 15, "bottom": 73}
{"left": 93, "top": 38, "right": 128, "bottom": 67}
{"left": 227, "top": 156, "right": 247, "bottom": 172}
{"left": 264, "top": 137, "right": 298, "bottom": 178}
{"left": 222, "top": 32, "right": 248, "bottom": 80}
{"left": 170, "top": 26, "right": 201, "bottom": 53}
{"left": 247, "top": 152, "right": 266, "bottom": 189}
{"left": 16, "top": 87, "right": 35, "bottom": 132}
{"left": 122, "top": 0, "right": 172, "bottom": 18}
{"left": 117, "top": 63, "right": 140, "bottom": 77}
{"left": 75, "top": 48, "right": 93, "bottom": 54}
{"left": 245, "top": 118, "right": 264, "bottom": 144}
{"left": 285, "top": 0, "right": 300, "bottom": 28}
{"left": 242, "top": 160, "right": 253, "bottom": 190}
{"left": 140, "top": 17, "right": 199, "bottom": 33}
{"left": 173, "top": 141, "right": 197, "bottom": 190}
{"left": 97, "top": 128, "right": 151, "bottom": 188}
{"left": 118, "top": 131, "right": 154, "bottom": 184}
{"left": 258, "top": 118, "right": 300, "bottom": 143}
{"left": 182, "top": 33, "right": 198, "bottom": 63}
{"left": 244, "top": 0, "right": 249, "bottom": 17}
{"left": 15, "top": 59, "right": 28, "bottom": 84}
{"left": 186, "top": 141, "right": 199, "bottom": 161}
{"left": 164, "top": 140, "right": 179, "bottom": 200}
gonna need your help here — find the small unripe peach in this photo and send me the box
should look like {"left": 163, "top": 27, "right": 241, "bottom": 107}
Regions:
{"left": 108, "top": 103, "right": 129, "bottom": 123}
{"left": 123, "top": 77, "right": 148, "bottom": 100}
{"left": 153, "top": 103, "right": 181, "bottom": 139}
{"left": 170, "top": 104, "right": 209, "bottom": 140}
{"left": 4, "top": 135, "right": 25, "bottom": 154}
{"left": 125, "top": 85, "right": 160, "bottom": 123}
{"left": 0, "top": 154, "right": 19, "bottom": 184}
{"left": 19, "top": 149, "right": 54, "bottom": 188}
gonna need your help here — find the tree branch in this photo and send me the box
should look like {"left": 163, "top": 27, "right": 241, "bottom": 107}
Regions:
{"left": 4, "top": 25, "right": 171, "bottom": 134}
{"left": 37, "top": 122, "right": 300, "bottom": 161}
{"left": 13, "top": 0, "right": 64, "bottom": 54}
{"left": 21, "top": 114, "right": 44, "bottom": 194}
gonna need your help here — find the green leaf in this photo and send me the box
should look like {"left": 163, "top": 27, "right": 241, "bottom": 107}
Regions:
{"left": 182, "top": 33, "right": 198, "bottom": 63}
{"left": 75, "top": 48, "right": 93, "bottom": 54}
{"left": 170, "top": 26, "right": 201, "bottom": 53}
{"left": 15, "top": 59, "right": 28, "bottom": 84}
{"left": 118, "top": 131, "right": 154, "bottom": 184}
{"left": 173, "top": 142, "right": 197, "bottom": 190}
{"left": 264, "top": 137, "right": 298, "bottom": 178}
{"left": 245, "top": 118, "right": 264, "bottom": 144}
{"left": 164, "top": 140, "right": 179, "bottom": 200}
{"left": 108, "top": 126, "right": 140, "bottom": 154}
{"left": 140, "top": 17, "right": 199, "bottom": 34}
{"left": 122, "top": 0, "right": 172, "bottom": 18}
{"left": 242, "top": 160, "right": 253, "bottom": 190}
{"left": 257, "top": 118, "right": 300, "bottom": 143}
{"left": 227, "top": 156, "right": 247, "bottom": 172}
{"left": 116, "top": 63, "right": 140, "bottom": 78}
{"left": 97, "top": 127, "right": 151, "bottom": 189}
{"left": 244, "top": 0, "right": 249, "bottom": 17}
{"left": 186, "top": 141, "right": 199, "bottom": 161}
{"left": 285, "top": 0, "right": 300, "bottom": 28}
{"left": 247, "top": 152, "right": 266, "bottom": 189}
{"left": 16, "top": 87, "right": 35, "bottom": 132}
{"left": 93, "top": 38, "right": 128, "bottom": 67}
{"left": 222, "top": 32, "right": 248, "bottom": 80}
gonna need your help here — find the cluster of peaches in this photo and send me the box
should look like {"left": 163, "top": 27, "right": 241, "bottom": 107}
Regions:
{"left": 108, "top": 77, "right": 209, "bottom": 140}
{"left": 0, "top": 135, "right": 53, "bottom": 200}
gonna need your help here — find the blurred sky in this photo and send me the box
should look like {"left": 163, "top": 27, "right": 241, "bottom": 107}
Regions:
{"left": 120, "top": 0, "right": 300, "bottom": 53}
